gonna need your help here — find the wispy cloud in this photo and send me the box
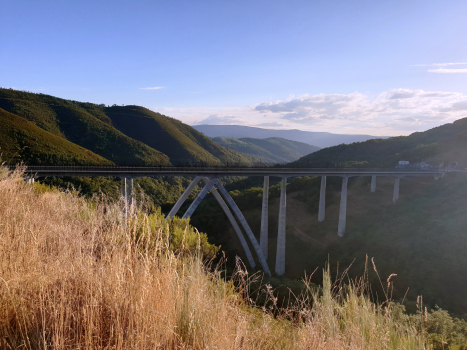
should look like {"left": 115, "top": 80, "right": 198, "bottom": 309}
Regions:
{"left": 139, "top": 87, "right": 165, "bottom": 90}
{"left": 428, "top": 68, "right": 467, "bottom": 73}
{"left": 412, "top": 62, "right": 467, "bottom": 67}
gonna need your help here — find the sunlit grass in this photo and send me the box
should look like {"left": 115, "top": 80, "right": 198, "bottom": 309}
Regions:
{"left": 0, "top": 167, "right": 427, "bottom": 349}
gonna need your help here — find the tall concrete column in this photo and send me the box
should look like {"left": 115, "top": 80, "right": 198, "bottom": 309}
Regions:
{"left": 128, "top": 178, "right": 135, "bottom": 213}
{"left": 121, "top": 177, "right": 135, "bottom": 216}
{"left": 260, "top": 176, "right": 269, "bottom": 260}
{"left": 182, "top": 179, "right": 215, "bottom": 219}
{"left": 337, "top": 176, "right": 348, "bottom": 237}
{"left": 275, "top": 177, "right": 287, "bottom": 275}
{"left": 121, "top": 177, "right": 128, "bottom": 217}
{"left": 214, "top": 179, "right": 271, "bottom": 275}
{"left": 121, "top": 177, "right": 127, "bottom": 200}
{"left": 202, "top": 178, "right": 256, "bottom": 269}
{"left": 167, "top": 176, "right": 203, "bottom": 219}
{"left": 393, "top": 177, "right": 400, "bottom": 203}
{"left": 371, "top": 175, "right": 376, "bottom": 193}
{"left": 318, "top": 175, "right": 326, "bottom": 222}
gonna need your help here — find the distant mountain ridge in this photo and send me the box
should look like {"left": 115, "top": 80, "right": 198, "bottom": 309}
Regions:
{"left": 193, "top": 124, "right": 389, "bottom": 148}
{"left": 212, "top": 137, "right": 320, "bottom": 163}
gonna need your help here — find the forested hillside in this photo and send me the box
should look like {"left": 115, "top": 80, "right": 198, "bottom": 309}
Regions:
{"left": 104, "top": 105, "right": 255, "bottom": 165}
{"left": 213, "top": 137, "right": 319, "bottom": 163}
{"left": 0, "top": 88, "right": 255, "bottom": 166}
{"left": 0, "top": 89, "right": 171, "bottom": 166}
{"left": 291, "top": 117, "right": 467, "bottom": 168}
{"left": 0, "top": 108, "right": 113, "bottom": 165}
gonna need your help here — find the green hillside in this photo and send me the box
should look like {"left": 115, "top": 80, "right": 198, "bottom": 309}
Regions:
{"left": 212, "top": 137, "right": 320, "bottom": 163}
{"left": 0, "top": 88, "right": 259, "bottom": 166}
{"left": 0, "top": 108, "right": 113, "bottom": 166}
{"left": 212, "top": 137, "right": 277, "bottom": 163}
{"left": 262, "top": 137, "right": 320, "bottom": 156}
{"left": 103, "top": 105, "right": 255, "bottom": 166}
{"left": 0, "top": 88, "right": 171, "bottom": 166}
{"left": 291, "top": 117, "right": 467, "bottom": 168}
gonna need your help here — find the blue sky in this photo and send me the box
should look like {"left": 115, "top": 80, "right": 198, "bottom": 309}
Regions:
{"left": 1, "top": 0, "right": 467, "bottom": 135}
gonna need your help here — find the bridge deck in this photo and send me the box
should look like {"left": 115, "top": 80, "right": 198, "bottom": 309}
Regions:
{"left": 20, "top": 165, "right": 449, "bottom": 178}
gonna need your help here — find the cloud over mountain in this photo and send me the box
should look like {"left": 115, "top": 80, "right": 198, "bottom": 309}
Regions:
{"left": 251, "top": 89, "right": 467, "bottom": 133}
{"left": 155, "top": 88, "right": 467, "bottom": 136}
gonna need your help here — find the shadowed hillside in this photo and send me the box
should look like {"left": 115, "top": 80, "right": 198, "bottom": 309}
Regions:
{"left": 0, "top": 88, "right": 260, "bottom": 167}
{"left": 0, "top": 108, "right": 113, "bottom": 166}
{"left": 0, "top": 89, "right": 171, "bottom": 166}
{"left": 104, "top": 105, "right": 255, "bottom": 166}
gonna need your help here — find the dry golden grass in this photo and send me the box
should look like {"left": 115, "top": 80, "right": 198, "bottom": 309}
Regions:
{"left": 0, "top": 167, "right": 425, "bottom": 349}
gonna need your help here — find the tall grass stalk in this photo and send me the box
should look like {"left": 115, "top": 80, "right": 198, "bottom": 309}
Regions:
{"left": 0, "top": 167, "right": 425, "bottom": 349}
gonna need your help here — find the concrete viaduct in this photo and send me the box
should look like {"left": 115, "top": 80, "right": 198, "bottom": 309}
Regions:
{"left": 23, "top": 166, "right": 450, "bottom": 276}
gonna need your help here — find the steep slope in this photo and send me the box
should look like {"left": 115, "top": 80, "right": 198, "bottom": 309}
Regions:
{"left": 292, "top": 117, "right": 467, "bottom": 168}
{"left": 103, "top": 105, "right": 255, "bottom": 166}
{"left": 0, "top": 89, "right": 171, "bottom": 166}
{"left": 193, "top": 124, "right": 388, "bottom": 148}
{"left": 212, "top": 137, "right": 319, "bottom": 163}
{"left": 0, "top": 108, "right": 113, "bottom": 165}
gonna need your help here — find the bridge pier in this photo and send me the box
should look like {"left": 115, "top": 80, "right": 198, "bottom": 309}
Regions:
{"left": 165, "top": 176, "right": 268, "bottom": 272}
{"left": 318, "top": 175, "right": 326, "bottom": 222}
{"left": 260, "top": 176, "right": 269, "bottom": 260}
{"left": 182, "top": 179, "right": 216, "bottom": 218}
{"left": 200, "top": 178, "right": 256, "bottom": 268}
{"left": 371, "top": 175, "right": 376, "bottom": 192}
{"left": 275, "top": 177, "right": 287, "bottom": 275}
{"left": 121, "top": 177, "right": 135, "bottom": 217}
{"left": 337, "top": 176, "right": 348, "bottom": 237}
{"left": 214, "top": 179, "right": 271, "bottom": 275}
{"left": 167, "top": 176, "right": 203, "bottom": 219}
{"left": 393, "top": 177, "right": 400, "bottom": 203}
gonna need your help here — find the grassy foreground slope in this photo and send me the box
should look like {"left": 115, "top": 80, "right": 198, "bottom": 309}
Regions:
{"left": 0, "top": 167, "right": 436, "bottom": 349}
{"left": 104, "top": 105, "right": 255, "bottom": 165}
{"left": 213, "top": 137, "right": 320, "bottom": 163}
{"left": 0, "top": 88, "right": 171, "bottom": 166}
{"left": 0, "top": 108, "right": 113, "bottom": 165}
